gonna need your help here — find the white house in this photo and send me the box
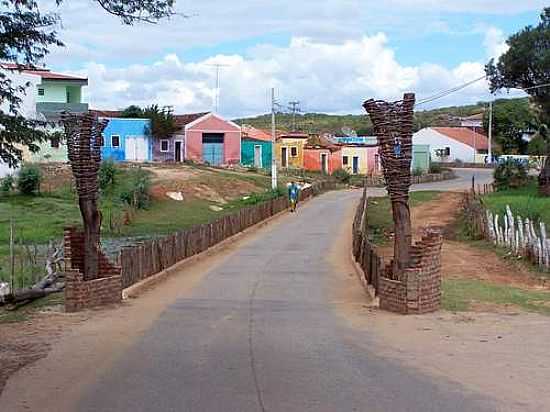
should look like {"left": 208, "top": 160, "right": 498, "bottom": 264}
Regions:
{"left": 0, "top": 66, "right": 42, "bottom": 177}
{"left": 413, "top": 127, "right": 488, "bottom": 164}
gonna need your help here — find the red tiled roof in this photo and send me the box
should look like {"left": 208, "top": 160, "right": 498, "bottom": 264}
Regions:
{"left": 1, "top": 63, "right": 87, "bottom": 81}
{"left": 279, "top": 132, "right": 309, "bottom": 139}
{"left": 90, "top": 110, "right": 123, "bottom": 118}
{"left": 173, "top": 112, "right": 210, "bottom": 128}
{"left": 432, "top": 127, "right": 488, "bottom": 150}
{"left": 241, "top": 125, "right": 272, "bottom": 142}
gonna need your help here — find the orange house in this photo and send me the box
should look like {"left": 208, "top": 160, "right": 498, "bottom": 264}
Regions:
{"left": 303, "top": 142, "right": 342, "bottom": 174}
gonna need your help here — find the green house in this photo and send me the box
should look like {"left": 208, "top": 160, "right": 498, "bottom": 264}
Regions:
{"left": 412, "top": 144, "right": 431, "bottom": 172}
{"left": 241, "top": 137, "right": 272, "bottom": 169}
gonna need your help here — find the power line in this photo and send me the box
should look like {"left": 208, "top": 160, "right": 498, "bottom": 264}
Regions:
{"left": 416, "top": 76, "right": 486, "bottom": 107}
{"left": 521, "top": 82, "right": 550, "bottom": 91}
{"left": 287, "top": 100, "right": 301, "bottom": 131}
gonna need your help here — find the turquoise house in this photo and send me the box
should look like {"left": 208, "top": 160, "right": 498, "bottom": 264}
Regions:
{"left": 240, "top": 125, "right": 272, "bottom": 169}
{"left": 241, "top": 137, "right": 272, "bottom": 169}
{"left": 412, "top": 144, "right": 431, "bottom": 172}
{"left": 101, "top": 118, "right": 153, "bottom": 162}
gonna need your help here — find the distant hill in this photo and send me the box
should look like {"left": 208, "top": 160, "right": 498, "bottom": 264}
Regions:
{"left": 233, "top": 98, "right": 528, "bottom": 135}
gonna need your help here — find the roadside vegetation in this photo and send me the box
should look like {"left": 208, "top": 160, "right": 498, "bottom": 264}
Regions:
{"left": 0, "top": 162, "right": 319, "bottom": 289}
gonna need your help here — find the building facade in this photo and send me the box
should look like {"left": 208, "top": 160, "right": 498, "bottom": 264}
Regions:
{"left": 275, "top": 132, "right": 309, "bottom": 169}
{"left": 182, "top": 113, "right": 241, "bottom": 166}
{"left": 101, "top": 118, "right": 153, "bottom": 162}
{"left": 241, "top": 125, "right": 273, "bottom": 169}
{"left": 341, "top": 145, "right": 381, "bottom": 175}
{"left": 413, "top": 127, "right": 488, "bottom": 164}
{"left": 303, "top": 145, "right": 343, "bottom": 174}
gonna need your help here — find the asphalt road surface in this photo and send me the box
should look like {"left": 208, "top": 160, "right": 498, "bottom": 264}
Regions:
{"left": 75, "top": 169, "right": 497, "bottom": 412}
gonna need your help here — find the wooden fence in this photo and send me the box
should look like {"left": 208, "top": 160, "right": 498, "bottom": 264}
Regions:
{"left": 119, "top": 181, "right": 337, "bottom": 289}
{"left": 464, "top": 186, "right": 550, "bottom": 272}
{"left": 352, "top": 188, "right": 383, "bottom": 294}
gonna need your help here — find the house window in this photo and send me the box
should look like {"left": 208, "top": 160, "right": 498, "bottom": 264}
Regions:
{"left": 342, "top": 155, "right": 349, "bottom": 166}
{"left": 111, "top": 135, "right": 120, "bottom": 148}
{"left": 38, "top": 88, "right": 45, "bottom": 96}
{"left": 160, "top": 139, "right": 169, "bottom": 152}
{"left": 290, "top": 146, "right": 298, "bottom": 157}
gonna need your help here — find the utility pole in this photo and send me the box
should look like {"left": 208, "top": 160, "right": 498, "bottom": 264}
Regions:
{"left": 488, "top": 101, "right": 493, "bottom": 163}
{"left": 207, "top": 63, "right": 230, "bottom": 113}
{"left": 288, "top": 100, "right": 300, "bottom": 131}
{"left": 271, "top": 88, "right": 278, "bottom": 190}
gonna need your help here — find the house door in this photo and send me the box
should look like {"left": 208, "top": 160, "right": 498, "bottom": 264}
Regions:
{"left": 281, "top": 147, "right": 288, "bottom": 168}
{"left": 202, "top": 133, "right": 224, "bottom": 166}
{"left": 352, "top": 156, "right": 359, "bottom": 174}
{"left": 254, "top": 145, "right": 262, "bottom": 168}
{"left": 321, "top": 153, "right": 329, "bottom": 174}
{"left": 125, "top": 136, "right": 148, "bottom": 162}
{"left": 175, "top": 141, "right": 182, "bottom": 162}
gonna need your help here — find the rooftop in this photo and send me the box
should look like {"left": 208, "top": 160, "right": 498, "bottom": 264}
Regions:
{"left": 432, "top": 127, "right": 488, "bottom": 150}
{"left": 241, "top": 125, "right": 272, "bottom": 142}
{"left": 1, "top": 63, "right": 88, "bottom": 82}
{"left": 174, "top": 112, "right": 210, "bottom": 128}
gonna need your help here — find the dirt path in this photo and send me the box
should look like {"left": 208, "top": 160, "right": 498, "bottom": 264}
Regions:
{"left": 330, "top": 196, "right": 550, "bottom": 412}
{"left": 380, "top": 192, "right": 549, "bottom": 290}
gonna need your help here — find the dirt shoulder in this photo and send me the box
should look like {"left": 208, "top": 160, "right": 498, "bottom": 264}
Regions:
{"left": 330, "top": 192, "right": 550, "bottom": 412}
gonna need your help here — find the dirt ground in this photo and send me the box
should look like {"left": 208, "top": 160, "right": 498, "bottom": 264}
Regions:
{"left": 379, "top": 192, "right": 550, "bottom": 290}
{"left": 148, "top": 164, "right": 265, "bottom": 203}
{"left": 329, "top": 199, "right": 550, "bottom": 412}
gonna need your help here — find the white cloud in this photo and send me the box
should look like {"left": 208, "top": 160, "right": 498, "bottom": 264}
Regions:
{"left": 484, "top": 27, "right": 510, "bottom": 60}
{"left": 78, "top": 35, "right": 496, "bottom": 118}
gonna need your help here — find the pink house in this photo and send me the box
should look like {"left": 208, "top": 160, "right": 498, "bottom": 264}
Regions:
{"left": 156, "top": 112, "right": 241, "bottom": 166}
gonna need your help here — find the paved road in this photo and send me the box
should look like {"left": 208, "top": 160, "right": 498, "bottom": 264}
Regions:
{"left": 77, "top": 170, "right": 496, "bottom": 412}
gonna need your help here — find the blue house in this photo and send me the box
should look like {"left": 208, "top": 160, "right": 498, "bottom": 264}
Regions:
{"left": 101, "top": 118, "right": 153, "bottom": 162}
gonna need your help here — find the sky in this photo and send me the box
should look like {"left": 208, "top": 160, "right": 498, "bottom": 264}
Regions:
{"left": 41, "top": 0, "right": 547, "bottom": 118}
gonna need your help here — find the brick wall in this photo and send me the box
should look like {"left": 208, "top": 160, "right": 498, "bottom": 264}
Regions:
{"left": 378, "top": 229, "right": 443, "bottom": 314}
{"left": 64, "top": 226, "right": 122, "bottom": 312}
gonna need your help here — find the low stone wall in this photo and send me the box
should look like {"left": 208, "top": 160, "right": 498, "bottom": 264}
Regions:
{"left": 64, "top": 227, "right": 122, "bottom": 312}
{"left": 379, "top": 230, "right": 443, "bottom": 314}
{"left": 432, "top": 161, "right": 494, "bottom": 169}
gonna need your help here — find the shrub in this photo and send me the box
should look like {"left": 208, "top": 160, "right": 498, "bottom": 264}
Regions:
{"left": 17, "top": 164, "right": 42, "bottom": 195}
{"left": 494, "top": 159, "right": 529, "bottom": 191}
{"left": 412, "top": 167, "right": 423, "bottom": 176}
{"left": 1, "top": 174, "right": 14, "bottom": 194}
{"left": 429, "top": 163, "right": 442, "bottom": 174}
{"left": 119, "top": 168, "right": 151, "bottom": 209}
{"left": 332, "top": 168, "right": 351, "bottom": 184}
{"left": 99, "top": 159, "right": 118, "bottom": 191}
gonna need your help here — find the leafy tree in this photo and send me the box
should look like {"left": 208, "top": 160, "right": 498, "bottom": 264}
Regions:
{"left": 486, "top": 7, "right": 550, "bottom": 194}
{"left": 482, "top": 98, "right": 537, "bottom": 154}
{"left": 0, "top": 0, "right": 176, "bottom": 168}
{"left": 121, "top": 105, "right": 144, "bottom": 118}
{"left": 121, "top": 104, "right": 178, "bottom": 139}
{"left": 17, "top": 163, "right": 42, "bottom": 195}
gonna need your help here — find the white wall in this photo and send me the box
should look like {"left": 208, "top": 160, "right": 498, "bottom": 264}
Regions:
{"left": 413, "top": 128, "right": 477, "bottom": 163}
{"left": 0, "top": 69, "right": 41, "bottom": 177}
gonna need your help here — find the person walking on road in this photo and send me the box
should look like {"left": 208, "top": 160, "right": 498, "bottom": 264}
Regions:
{"left": 288, "top": 181, "right": 300, "bottom": 212}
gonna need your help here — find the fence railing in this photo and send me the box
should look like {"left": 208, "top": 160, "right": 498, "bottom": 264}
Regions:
{"left": 119, "top": 181, "right": 337, "bottom": 289}
{"left": 352, "top": 188, "right": 383, "bottom": 294}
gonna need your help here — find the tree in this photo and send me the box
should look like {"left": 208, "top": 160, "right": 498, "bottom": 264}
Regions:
{"left": 482, "top": 98, "right": 537, "bottom": 154}
{"left": 0, "top": 0, "right": 176, "bottom": 168}
{"left": 121, "top": 104, "right": 178, "bottom": 139}
{"left": 486, "top": 7, "right": 550, "bottom": 194}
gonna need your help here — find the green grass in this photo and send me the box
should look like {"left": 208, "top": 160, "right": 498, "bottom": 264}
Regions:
{"left": 366, "top": 191, "right": 441, "bottom": 245}
{"left": 442, "top": 278, "right": 550, "bottom": 315}
{"left": 483, "top": 182, "right": 550, "bottom": 225}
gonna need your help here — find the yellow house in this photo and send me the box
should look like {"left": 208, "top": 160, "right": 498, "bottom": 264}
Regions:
{"left": 341, "top": 145, "right": 381, "bottom": 175}
{"left": 275, "top": 132, "right": 309, "bottom": 169}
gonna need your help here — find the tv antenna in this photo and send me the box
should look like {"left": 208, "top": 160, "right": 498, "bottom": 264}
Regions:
{"left": 206, "top": 63, "right": 231, "bottom": 112}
